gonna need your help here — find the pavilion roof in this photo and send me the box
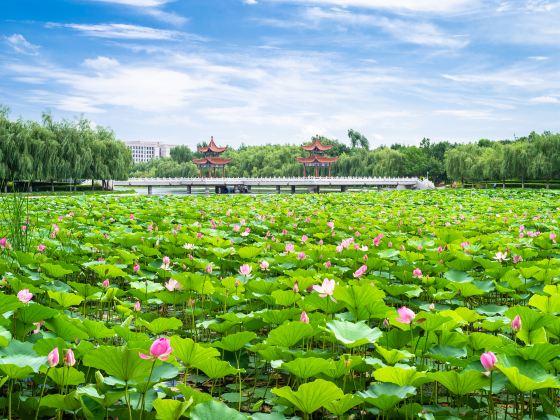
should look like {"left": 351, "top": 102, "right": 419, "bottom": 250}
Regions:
{"left": 197, "top": 136, "right": 228, "bottom": 153}
{"left": 301, "top": 137, "right": 334, "bottom": 152}
{"left": 296, "top": 155, "right": 338, "bottom": 164}
{"left": 192, "top": 157, "right": 232, "bottom": 165}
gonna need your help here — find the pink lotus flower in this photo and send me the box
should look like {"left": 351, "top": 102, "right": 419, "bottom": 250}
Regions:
{"left": 460, "top": 241, "right": 470, "bottom": 250}
{"left": 241, "top": 228, "right": 251, "bottom": 237}
{"left": 297, "top": 252, "right": 306, "bottom": 260}
{"left": 412, "top": 268, "right": 423, "bottom": 278}
{"left": 165, "top": 279, "right": 182, "bottom": 291}
{"left": 437, "top": 245, "right": 443, "bottom": 253}
{"left": 301, "top": 235, "right": 308, "bottom": 243}
{"left": 102, "top": 279, "right": 110, "bottom": 288}
{"left": 239, "top": 264, "right": 252, "bottom": 276}
{"left": 161, "top": 256, "right": 171, "bottom": 270}
{"left": 324, "top": 260, "right": 331, "bottom": 268}
{"left": 480, "top": 351, "right": 497, "bottom": 371}
{"left": 293, "top": 282, "right": 299, "bottom": 293}
{"left": 353, "top": 265, "right": 367, "bottom": 278}
{"left": 429, "top": 303, "right": 435, "bottom": 311}
{"left": 519, "top": 225, "right": 525, "bottom": 232}
{"left": 300, "top": 311, "right": 309, "bottom": 324}
{"left": 0, "top": 237, "right": 7, "bottom": 248}
{"left": 373, "top": 236, "right": 381, "bottom": 246}
{"left": 383, "top": 318, "right": 390, "bottom": 329}
{"left": 48, "top": 347, "right": 59, "bottom": 368}
{"left": 133, "top": 263, "right": 140, "bottom": 272}
{"left": 260, "top": 260, "right": 270, "bottom": 271}
{"left": 64, "top": 349, "right": 76, "bottom": 367}
{"left": 21, "top": 225, "right": 27, "bottom": 231}
{"left": 511, "top": 314, "right": 522, "bottom": 332}
{"left": 33, "top": 320, "right": 44, "bottom": 334}
{"left": 134, "top": 300, "right": 141, "bottom": 312}
{"left": 147, "top": 224, "right": 153, "bottom": 231}
{"left": 396, "top": 306, "right": 415, "bottom": 324}
{"left": 285, "top": 243, "right": 294, "bottom": 253}
{"left": 129, "top": 213, "right": 135, "bottom": 220}
{"left": 327, "top": 221, "right": 334, "bottom": 230}
{"left": 512, "top": 255, "right": 523, "bottom": 264}
{"left": 37, "top": 244, "right": 46, "bottom": 253}
{"left": 494, "top": 251, "right": 508, "bottom": 262}
{"left": 551, "top": 232, "right": 557, "bottom": 243}
{"left": 233, "top": 224, "right": 240, "bottom": 232}
{"left": 313, "top": 279, "right": 336, "bottom": 302}
{"left": 17, "top": 289, "right": 33, "bottom": 303}
{"left": 205, "top": 263, "right": 213, "bottom": 274}
{"left": 139, "top": 337, "right": 173, "bottom": 361}
{"left": 388, "top": 241, "right": 393, "bottom": 248}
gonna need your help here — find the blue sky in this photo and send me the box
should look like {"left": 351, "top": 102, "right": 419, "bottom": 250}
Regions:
{"left": 1, "top": 0, "right": 559, "bottom": 147}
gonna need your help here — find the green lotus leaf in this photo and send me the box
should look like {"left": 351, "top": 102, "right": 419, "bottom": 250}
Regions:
{"left": 175, "top": 383, "right": 213, "bottom": 406}
{"left": 0, "top": 327, "right": 11, "bottom": 347}
{"left": 428, "top": 370, "right": 489, "bottom": 395}
{"left": 373, "top": 365, "right": 428, "bottom": 387}
{"left": 48, "top": 290, "right": 84, "bottom": 308}
{"left": 359, "top": 383, "right": 416, "bottom": 411}
{"left": 195, "top": 358, "right": 239, "bottom": 379}
{"left": 323, "top": 393, "right": 364, "bottom": 416}
{"left": 271, "top": 289, "right": 301, "bottom": 306}
{"left": 237, "top": 246, "right": 262, "bottom": 259}
{"left": 0, "top": 292, "right": 24, "bottom": 315}
{"left": 272, "top": 379, "right": 344, "bottom": 414}
{"left": 334, "top": 283, "right": 388, "bottom": 321}
{"left": 170, "top": 337, "right": 220, "bottom": 370}
{"left": 41, "top": 263, "right": 74, "bottom": 278}
{"left": 45, "top": 316, "right": 89, "bottom": 341}
{"left": 496, "top": 356, "right": 560, "bottom": 392}
{"left": 89, "top": 264, "right": 128, "bottom": 278}
{"left": 326, "top": 320, "right": 382, "bottom": 348}
{"left": 280, "top": 357, "right": 332, "bottom": 379}
{"left": 375, "top": 345, "right": 414, "bottom": 365}
{"left": 48, "top": 366, "right": 86, "bottom": 386}
{"left": 213, "top": 331, "right": 257, "bottom": 352}
{"left": 136, "top": 317, "right": 183, "bottom": 334}
{"left": 82, "top": 346, "right": 152, "bottom": 382}
{"left": 17, "top": 303, "right": 59, "bottom": 324}
{"left": 153, "top": 398, "right": 193, "bottom": 420}
{"left": 528, "top": 293, "right": 560, "bottom": 314}
{"left": 190, "top": 400, "right": 247, "bottom": 420}
{"left": 267, "top": 321, "right": 314, "bottom": 348}
{"left": 0, "top": 340, "right": 47, "bottom": 374}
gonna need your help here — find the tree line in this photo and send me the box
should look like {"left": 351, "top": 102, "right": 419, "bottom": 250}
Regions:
{"left": 0, "top": 108, "right": 132, "bottom": 190}
{"left": 132, "top": 130, "right": 560, "bottom": 184}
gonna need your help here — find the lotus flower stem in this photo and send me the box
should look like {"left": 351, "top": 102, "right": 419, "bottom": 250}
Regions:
{"left": 35, "top": 368, "right": 50, "bottom": 420}
{"left": 139, "top": 360, "right": 156, "bottom": 420}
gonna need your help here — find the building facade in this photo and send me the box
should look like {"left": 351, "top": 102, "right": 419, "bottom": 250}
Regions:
{"left": 126, "top": 141, "right": 175, "bottom": 163}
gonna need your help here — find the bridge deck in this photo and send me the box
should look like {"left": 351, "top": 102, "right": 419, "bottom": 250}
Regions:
{"left": 114, "top": 177, "right": 425, "bottom": 187}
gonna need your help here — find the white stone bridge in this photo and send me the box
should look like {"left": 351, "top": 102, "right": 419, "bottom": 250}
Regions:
{"left": 113, "top": 177, "right": 434, "bottom": 194}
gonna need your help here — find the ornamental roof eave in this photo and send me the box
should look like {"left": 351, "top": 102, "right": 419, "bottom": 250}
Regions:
{"left": 197, "top": 136, "right": 228, "bottom": 153}
{"left": 301, "top": 138, "right": 334, "bottom": 152}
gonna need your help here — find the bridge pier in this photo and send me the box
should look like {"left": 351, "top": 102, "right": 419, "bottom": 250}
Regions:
{"left": 341, "top": 186, "right": 347, "bottom": 192}
{"left": 186, "top": 185, "right": 191, "bottom": 194}
{"left": 276, "top": 185, "right": 281, "bottom": 194}
{"left": 291, "top": 185, "right": 296, "bottom": 194}
{"left": 205, "top": 186, "right": 209, "bottom": 194}
{"left": 247, "top": 185, "right": 252, "bottom": 193}
{"left": 215, "top": 186, "right": 220, "bottom": 194}
{"left": 147, "top": 186, "right": 152, "bottom": 195}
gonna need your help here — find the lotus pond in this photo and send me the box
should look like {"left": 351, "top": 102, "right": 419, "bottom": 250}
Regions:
{"left": 0, "top": 189, "right": 559, "bottom": 419}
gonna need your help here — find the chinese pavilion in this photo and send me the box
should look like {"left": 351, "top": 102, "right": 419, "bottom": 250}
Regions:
{"left": 296, "top": 136, "right": 339, "bottom": 177}
{"left": 192, "top": 136, "right": 232, "bottom": 177}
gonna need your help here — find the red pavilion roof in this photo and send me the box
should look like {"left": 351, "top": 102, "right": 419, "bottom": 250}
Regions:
{"left": 192, "top": 157, "right": 232, "bottom": 165}
{"left": 198, "top": 136, "right": 228, "bottom": 153}
{"left": 301, "top": 137, "right": 333, "bottom": 152}
{"left": 296, "top": 156, "right": 338, "bottom": 164}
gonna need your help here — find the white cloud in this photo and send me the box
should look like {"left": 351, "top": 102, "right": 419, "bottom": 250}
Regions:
{"left": 83, "top": 56, "right": 120, "bottom": 71}
{"left": 4, "top": 34, "right": 40, "bottom": 55}
{"left": 270, "top": 0, "right": 479, "bottom": 14}
{"left": 434, "top": 109, "right": 497, "bottom": 119}
{"left": 88, "top": 0, "right": 172, "bottom": 7}
{"left": 531, "top": 96, "right": 560, "bottom": 104}
{"left": 46, "top": 23, "right": 182, "bottom": 40}
{"left": 244, "top": 0, "right": 258, "bottom": 4}
{"left": 529, "top": 56, "right": 549, "bottom": 60}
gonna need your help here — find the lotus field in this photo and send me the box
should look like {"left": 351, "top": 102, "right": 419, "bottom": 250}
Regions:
{"left": 0, "top": 190, "right": 559, "bottom": 420}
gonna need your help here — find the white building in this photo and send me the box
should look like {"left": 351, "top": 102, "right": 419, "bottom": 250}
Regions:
{"left": 126, "top": 141, "right": 175, "bottom": 163}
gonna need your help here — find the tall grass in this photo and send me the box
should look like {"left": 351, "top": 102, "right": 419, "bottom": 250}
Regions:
{"left": 0, "top": 183, "right": 32, "bottom": 252}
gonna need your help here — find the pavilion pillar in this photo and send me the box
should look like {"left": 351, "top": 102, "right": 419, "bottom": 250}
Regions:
{"left": 303, "top": 166, "right": 306, "bottom": 177}
{"left": 315, "top": 166, "right": 319, "bottom": 177}
{"left": 198, "top": 167, "right": 202, "bottom": 178}
{"left": 328, "top": 165, "right": 331, "bottom": 177}
{"left": 222, "top": 166, "right": 225, "bottom": 178}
